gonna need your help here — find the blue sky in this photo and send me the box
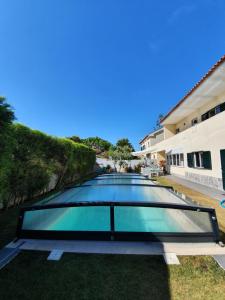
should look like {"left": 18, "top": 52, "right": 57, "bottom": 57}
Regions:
{"left": 0, "top": 0, "right": 225, "bottom": 149}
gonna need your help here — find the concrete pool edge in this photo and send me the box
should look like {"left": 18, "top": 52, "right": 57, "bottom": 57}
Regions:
{"left": 6, "top": 239, "right": 225, "bottom": 256}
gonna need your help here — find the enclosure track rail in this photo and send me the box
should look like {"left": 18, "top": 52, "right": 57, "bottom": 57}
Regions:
{"left": 64, "top": 183, "right": 174, "bottom": 190}
{"left": 90, "top": 177, "right": 156, "bottom": 181}
{"left": 19, "top": 201, "right": 217, "bottom": 211}
{"left": 97, "top": 174, "right": 147, "bottom": 177}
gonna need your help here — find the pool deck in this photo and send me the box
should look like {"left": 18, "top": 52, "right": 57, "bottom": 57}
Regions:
{"left": 6, "top": 239, "right": 225, "bottom": 256}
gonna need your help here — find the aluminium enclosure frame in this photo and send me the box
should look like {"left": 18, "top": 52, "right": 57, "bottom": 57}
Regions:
{"left": 16, "top": 201, "right": 220, "bottom": 243}
{"left": 64, "top": 183, "right": 174, "bottom": 190}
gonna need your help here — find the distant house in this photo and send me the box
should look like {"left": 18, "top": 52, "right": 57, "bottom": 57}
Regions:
{"left": 138, "top": 128, "right": 165, "bottom": 161}
{"left": 134, "top": 55, "right": 225, "bottom": 191}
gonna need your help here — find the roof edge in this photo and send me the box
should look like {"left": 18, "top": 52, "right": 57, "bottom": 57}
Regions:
{"left": 160, "top": 54, "right": 225, "bottom": 124}
{"left": 139, "top": 127, "right": 164, "bottom": 144}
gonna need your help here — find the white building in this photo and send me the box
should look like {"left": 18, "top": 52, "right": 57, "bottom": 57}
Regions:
{"left": 134, "top": 55, "right": 225, "bottom": 191}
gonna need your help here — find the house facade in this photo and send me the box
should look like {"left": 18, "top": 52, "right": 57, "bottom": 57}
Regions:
{"left": 134, "top": 55, "right": 225, "bottom": 191}
{"left": 139, "top": 128, "right": 165, "bottom": 161}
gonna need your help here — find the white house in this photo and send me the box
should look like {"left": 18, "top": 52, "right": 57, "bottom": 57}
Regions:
{"left": 134, "top": 55, "right": 225, "bottom": 191}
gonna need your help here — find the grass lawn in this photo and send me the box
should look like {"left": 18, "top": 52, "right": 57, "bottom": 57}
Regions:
{"left": 1, "top": 251, "right": 225, "bottom": 300}
{"left": 156, "top": 176, "right": 225, "bottom": 241}
{"left": 0, "top": 195, "right": 52, "bottom": 249}
{"left": 1, "top": 181, "right": 225, "bottom": 299}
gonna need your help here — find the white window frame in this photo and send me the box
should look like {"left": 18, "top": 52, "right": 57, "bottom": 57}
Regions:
{"left": 180, "top": 153, "right": 184, "bottom": 166}
{"left": 194, "top": 152, "right": 204, "bottom": 168}
{"left": 167, "top": 153, "right": 184, "bottom": 167}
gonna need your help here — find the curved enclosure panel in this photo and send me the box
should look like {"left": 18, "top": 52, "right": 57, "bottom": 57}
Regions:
{"left": 22, "top": 207, "right": 110, "bottom": 231}
{"left": 18, "top": 203, "right": 218, "bottom": 242}
{"left": 17, "top": 173, "right": 220, "bottom": 242}
{"left": 114, "top": 207, "right": 213, "bottom": 233}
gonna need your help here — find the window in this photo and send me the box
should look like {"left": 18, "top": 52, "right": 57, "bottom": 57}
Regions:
{"left": 187, "top": 151, "right": 212, "bottom": 169}
{"left": 202, "top": 151, "right": 212, "bottom": 169}
{"left": 187, "top": 153, "right": 194, "bottom": 168}
{"left": 201, "top": 101, "right": 225, "bottom": 122}
{"left": 180, "top": 153, "right": 184, "bottom": 166}
{"left": 175, "top": 128, "right": 180, "bottom": 134}
{"left": 201, "top": 112, "right": 208, "bottom": 121}
{"left": 215, "top": 105, "right": 221, "bottom": 114}
{"left": 191, "top": 118, "right": 198, "bottom": 126}
{"left": 167, "top": 153, "right": 184, "bottom": 167}
{"left": 173, "top": 154, "right": 177, "bottom": 165}
{"left": 194, "top": 152, "right": 203, "bottom": 168}
{"left": 221, "top": 102, "right": 225, "bottom": 112}
{"left": 209, "top": 109, "right": 215, "bottom": 118}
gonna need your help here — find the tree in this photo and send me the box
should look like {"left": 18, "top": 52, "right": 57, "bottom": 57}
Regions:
{"left": 154, "top": 114, "right": 164, "bottom": 131}
{"left": 108, "top": 146, "right": 120, "bottom": 170}
{"left": 116, "top": 138, "right": 134, "bottom": 152}
{"left": 109, "top": 145, "right": 133, "bottom": 171}
{"left": 82, "top": 137, "right": 112, "bottom": 153}
{"left": 68, "top": 135, "right": 82, "bottom": 143}
{"left": 0, "top": 96, "right": 15, "bottom": 129}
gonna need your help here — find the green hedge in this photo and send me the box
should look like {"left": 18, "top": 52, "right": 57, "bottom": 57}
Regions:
{"left": 0, "top": 124, "right": 96, "bottom": 209}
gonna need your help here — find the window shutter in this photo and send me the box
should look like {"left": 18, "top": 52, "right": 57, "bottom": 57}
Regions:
{"left": 202, "top": 151, "right": 212, "bottom": 169}
{"left": 221, "top": 102, "right": 225, "bottom": 112}
{"left": 187, "top": 153, "right": 194, "bottom": 168}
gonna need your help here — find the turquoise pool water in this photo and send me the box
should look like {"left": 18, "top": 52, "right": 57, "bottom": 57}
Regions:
{"left": 39, "top": 176, "right": 183, "bottom": 205}
{"left": 22, "top": 173, "right": 212, "bottom": 233}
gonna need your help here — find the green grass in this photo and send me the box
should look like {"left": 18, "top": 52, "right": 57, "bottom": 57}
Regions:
{"left": 0, "top": 192, "right": 56, "bottom": 248}
{"left": 1, "top": 252, "right": 225, "bottom": 300}
{"left": 1, "top": 177, "right": 225, "bottom": 299}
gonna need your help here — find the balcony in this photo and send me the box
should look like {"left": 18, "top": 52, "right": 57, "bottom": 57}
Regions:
{"left": 149, "top": 109, "right": 225, "bottom": 154}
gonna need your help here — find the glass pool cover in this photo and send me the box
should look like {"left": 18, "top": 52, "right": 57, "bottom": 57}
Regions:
{"left": 17, "top": 173, "right": 220, "bottom": 242}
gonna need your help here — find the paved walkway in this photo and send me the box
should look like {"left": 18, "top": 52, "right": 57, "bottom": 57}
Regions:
{"left": 166, "top": 175, "right": 225, "bottom": 201}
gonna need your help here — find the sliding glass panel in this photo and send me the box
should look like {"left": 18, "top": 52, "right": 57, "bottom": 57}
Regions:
{"left": 114, "top": 207, "right": 213, "bottom": 233}
{"left": 22, "top": 207, "right": 110, "bottom": 231}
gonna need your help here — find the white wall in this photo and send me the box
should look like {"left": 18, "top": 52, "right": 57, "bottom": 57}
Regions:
{"left": 175, "top": 92, "right": 225, "bottom": 133}
{"left": 97, "top": 157, "right": 143, "bottom": 169}
{"left": 148, "top": 110, "right": 225, "bottom": 190}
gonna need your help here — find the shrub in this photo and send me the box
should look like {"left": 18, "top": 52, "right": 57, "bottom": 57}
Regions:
{"left": 105, "top": 164, "right": 112, "bottom": 173}
{"left": 0, "top": 123, "right": 96, "bottom": 209}
{"left": 125, "top": 166, "right": 133, "bottom": 173}
{"left": 134, "top": 163, "right": 142, "bottom": 174}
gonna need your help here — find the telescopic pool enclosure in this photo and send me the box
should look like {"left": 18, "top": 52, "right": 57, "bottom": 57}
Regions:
{"left": 16, "top": 173, "right": 220, "bottom": 243}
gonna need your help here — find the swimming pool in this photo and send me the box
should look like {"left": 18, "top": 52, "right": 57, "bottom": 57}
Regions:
{"left": 17, "top": 173, "right": 220, "bottom": 242}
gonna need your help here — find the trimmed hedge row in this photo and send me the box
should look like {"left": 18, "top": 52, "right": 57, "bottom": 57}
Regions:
{"left": 0, "top": 123, "right": 96, "bottom": 209}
